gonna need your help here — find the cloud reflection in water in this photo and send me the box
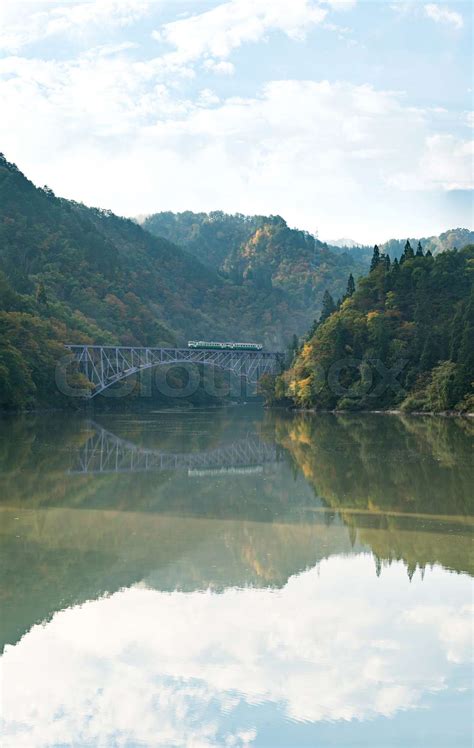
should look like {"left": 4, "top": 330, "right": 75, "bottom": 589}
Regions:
{"left": 1, "top": 554, "right": 472, "bottom": 747}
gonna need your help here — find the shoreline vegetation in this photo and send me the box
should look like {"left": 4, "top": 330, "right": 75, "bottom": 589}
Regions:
{"left": 260, "top": 242, "right": 474, "bottom": 416}
{"left": 269, "top": 405, "right": 474, "bottom": 418}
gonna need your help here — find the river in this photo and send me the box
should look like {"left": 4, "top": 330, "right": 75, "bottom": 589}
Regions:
{"left": 0, "top": 407, "right": 472, "bottom": 747}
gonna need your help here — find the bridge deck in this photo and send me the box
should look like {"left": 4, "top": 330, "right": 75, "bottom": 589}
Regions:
{"left": 65, "top": 344, "right": 283, "bottom": 398}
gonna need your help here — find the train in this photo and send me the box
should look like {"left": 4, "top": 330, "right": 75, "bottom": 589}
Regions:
{"left": 187, "top": 340, "right": 263, "bottom": 351}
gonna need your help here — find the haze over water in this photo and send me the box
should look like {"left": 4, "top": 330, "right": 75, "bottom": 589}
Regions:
{"left": 0, "top": 408, "right": 472, "bottom": 747}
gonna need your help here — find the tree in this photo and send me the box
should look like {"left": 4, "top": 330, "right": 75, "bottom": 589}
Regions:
{"left": 454, "top": 289, "right": 474, "bottom": 400}
{"left": 426, "top": 361, "right": 458, "bottom": 412}
{"left": 307, "top": 317, "right": 319, "bottom": 340}
{"left": 425, "top": 249, "right": 433, "bottom": 258}
{"left": 36, "top": 282, "right": 48, "bottom": 307}
{"left": 416, "top": 241, "right": 424, "bottom": 257}
{"left": 346, "top": 273, "right": 355, "bottom": 298}
{"left": 320, "top": 290, "right": 336, "bottom": 322}
{"left": 404, "top": 240, "right": 414, "bottom": 259}
{"left": 42, "top": 185, "right": 56, "bottom": 199}
{"left": 286, "top": 333, "right": 300, "bottom": 366}
{"left": 257, "top": 373, "right": 276, "bottom": 404}
{"left": 420, "top": 332, "right": 438, "bottom": 372}
{"left": 370, "top": 245, "right": 380, "bottom": 272}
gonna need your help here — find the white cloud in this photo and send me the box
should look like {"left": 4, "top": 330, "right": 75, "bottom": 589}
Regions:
{"left": 203, "top": 58, "right": 236, "bottom": 75}
{"left": 198, "top": 88, "right": 221, "bottom": 106}
{"left": 153, "top": 0, "right": 328, "bottom": 65}
{"left": 391, "top": 134, "right": 474, "bottom": 191}
{"left": 420, "top": 134, "right": 473, "bottom": 190}
{"left": 0, "top": 556, "right": 471, "bottom": 746}
{"left": 390, "top": 2, "right": 413, "bottom": 16}
{"left": 323, "top": 0, "right": 357, "bottom": 9}
{"left": 0, "top": 0, "right": 152, "bottom": 52}
{"left": 424, "top": 4, "right": 464, "bottom": 29}
{"left": 2, "top": 50, "right": 469, "bottom": 241}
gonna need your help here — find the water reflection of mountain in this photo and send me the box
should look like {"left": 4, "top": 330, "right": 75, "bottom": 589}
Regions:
{"left": 265, "top": 411, "right": 473, "bottom": 517}
{"left": 265, "top": 411, "right": 473, "bottom": 578}
{"left": 0, "top": 409, "right": 472, "bottom": 652}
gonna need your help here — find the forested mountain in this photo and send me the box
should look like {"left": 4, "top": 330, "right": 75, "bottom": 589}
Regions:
{"left": 141, "top": 211, "right": 263, "bottom": 269}
{"left": 0, "top": 156, "right": 309, "bottom": 408}
{"left": 329, "top": 228, "right": 474, "bottom": 264}
{"left": 381, "top": 228, "right": 474, "bottom": 259}
{"left": 1, "top": 155, "right": 471, "bottom": 412}
{"left": 267, "top": 241, "right": 474, "bottom": 413}
{"left": 142, "top": 211, "right": 367, "bottom": 313}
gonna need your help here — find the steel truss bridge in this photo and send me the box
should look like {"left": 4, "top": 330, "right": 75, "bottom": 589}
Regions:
{"left": 71, "top": 422, "right": 279, "bottom": 475}
{"left": 66, "top": 345, "right": 283, "bottom": 398}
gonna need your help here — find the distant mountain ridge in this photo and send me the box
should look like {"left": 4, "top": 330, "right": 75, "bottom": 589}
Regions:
{"left": 142, "top": 210, "right": 367, "bottom": 318}
{"left": 141, "top": 212, "right": 473, "bottom": 284}
{"left": 380, "top": 228, "right": 474, "bottom": 259}
{"left": 326, "top": 238, "right": 362, "bottom": 249}
{"left": 327, "top": 228, "right": 474, "bottom": 261}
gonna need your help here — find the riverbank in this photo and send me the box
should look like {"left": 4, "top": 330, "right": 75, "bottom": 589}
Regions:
{"left": 268, "top": 404, "right": 474, "bottom": 418}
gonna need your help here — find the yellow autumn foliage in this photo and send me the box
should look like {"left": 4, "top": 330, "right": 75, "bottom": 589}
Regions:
{"left": 367, "top": 311, "right": 380, "bottom": 322}
{"left": 301, "top": 342, "right": 314, "bottom": 361}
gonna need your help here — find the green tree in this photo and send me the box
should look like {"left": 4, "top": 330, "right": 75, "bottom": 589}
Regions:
{"left": 346, "top": 273, "right": 355, "bottom": 297}
{"left": 257, "top": 373, "right": 277, "bottom": 404}
{"left": 306, "top": 316, "right": 319, "bottom": 340}
{"left": 403, "top": 240, "right": 414, "bottom": 259}
{"left": 36, "top": 282, "right": 48, "bottom": 307}
{"left": 454, "top": 289, "right": 474, "bottom": 402}
{"left": 320, "top": 290, "right": 336, "bottom": 322}
{"left": 425, "top": 361, "right": 458, "bottom": 412}
{"left": 420, "top": 332, "right": 438, "bottom": 372}
{"left": 286, "top": 333, "right": 300, "bottom": 366}
{"left": 370, "top": 245, "right": 380, "bottom": 272}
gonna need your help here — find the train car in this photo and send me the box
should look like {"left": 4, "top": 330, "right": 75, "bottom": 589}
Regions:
{"left": 187, "top": 341, "right": 263, "bottom": 351}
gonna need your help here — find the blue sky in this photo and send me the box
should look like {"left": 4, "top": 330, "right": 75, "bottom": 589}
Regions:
{"left": 0, "top": 0, "right": 472, "bottom": 242}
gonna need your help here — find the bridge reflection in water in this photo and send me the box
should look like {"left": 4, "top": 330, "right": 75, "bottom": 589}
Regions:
{"left": 70, "top": 421, "right": 279, "bottom": 475}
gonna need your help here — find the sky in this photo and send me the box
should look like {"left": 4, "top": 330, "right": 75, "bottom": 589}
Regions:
{"left": 0, "top": 0, "right": 472, "bottom": 243}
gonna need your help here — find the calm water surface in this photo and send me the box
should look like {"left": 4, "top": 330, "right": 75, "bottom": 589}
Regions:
{"left": 0, "top": 407, "right": 472, "bottom": 747}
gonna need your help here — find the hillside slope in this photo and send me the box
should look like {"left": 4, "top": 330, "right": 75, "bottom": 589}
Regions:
{"left": 270, "top": 243, "right": 474, "bottom": 413}
{"left": 142, "top": 211, "right": 367, "bottom": 318}
{"left": 0, "top": 156, "right": 305, "bottom": 408}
